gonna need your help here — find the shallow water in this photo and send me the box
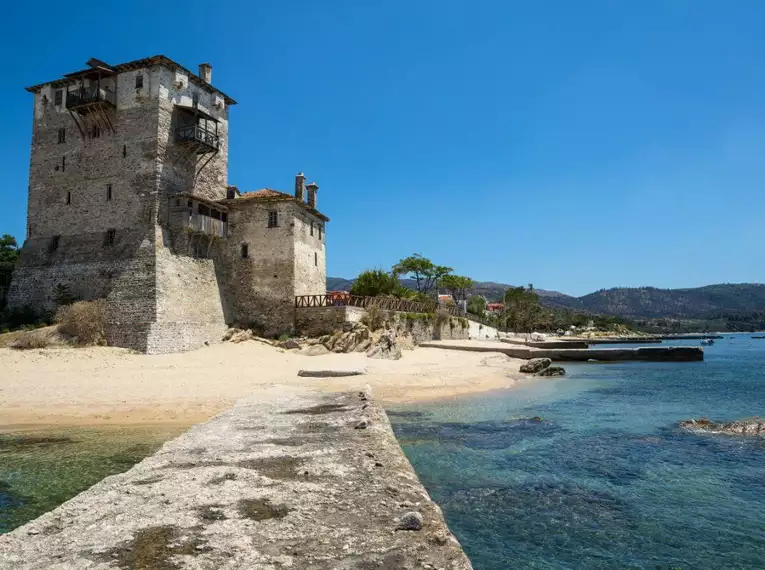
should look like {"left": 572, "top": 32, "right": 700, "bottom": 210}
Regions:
{"left": 0, "top": 424, "right": 185, "bottom": 534}
{"left": 391, "top": 335, "right": 765, "bottom": 569}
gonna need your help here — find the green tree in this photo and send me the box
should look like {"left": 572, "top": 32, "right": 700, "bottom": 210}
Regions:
{"left": 392, "top": 254, "right": 452, "bottom": 295}
{"left": 439, "top": 274, "right": 474, "bottom": 303}
{"left": 503, "top": 284, "right": 543, "bottom": 334}
{"left": 0, "top": 234, "right": 20, "bottom": 309}
{"left": 350, "top": 269, "right": 401, "bottom": 297}
{"left": 467, "top": 295, "right": 486, "bottom": 316}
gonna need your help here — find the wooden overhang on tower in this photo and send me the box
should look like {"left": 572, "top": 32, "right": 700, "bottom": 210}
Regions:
{"left": 64, "top": 58, "right": 117, "bottom": 138}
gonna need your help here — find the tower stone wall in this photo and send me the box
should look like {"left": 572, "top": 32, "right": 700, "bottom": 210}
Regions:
{"left": 8, "top": 56, "right": 328, "bottom": 353}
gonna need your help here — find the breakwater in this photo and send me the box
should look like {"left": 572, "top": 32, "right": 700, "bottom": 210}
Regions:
{"left": 420, "top": 340, "right": 704, "bottom": 362}
{"left": 0, "top": 389, "right": 473, "bottom": 569}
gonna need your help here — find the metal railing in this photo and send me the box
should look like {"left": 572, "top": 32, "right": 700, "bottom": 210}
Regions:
{"left": 176, "top": 125, "right": 220, "bottom": 151}
{"left": 66, "top": 87, "right": 116, "bottom": 108}
{"left": 184, "top": 213, "right": 227, "bottom": 237}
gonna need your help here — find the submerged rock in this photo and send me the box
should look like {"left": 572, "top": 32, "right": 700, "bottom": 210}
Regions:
{"left": 519, "top": 358, "right": 552, "bottom": 374}
{"left": 536, "top": 366, "right": 566, "bottom": 377}
{"left": 680, "top": 417, "right": 765, "bottom": 437}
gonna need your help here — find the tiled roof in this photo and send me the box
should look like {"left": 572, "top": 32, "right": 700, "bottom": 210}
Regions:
{"left": 238, "top": 189, "right": 294, "bottom": 201}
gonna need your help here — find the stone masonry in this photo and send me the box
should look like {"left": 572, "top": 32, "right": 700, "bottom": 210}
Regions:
{"left": 7, "top": 55, "right": 328, "bottom": 352}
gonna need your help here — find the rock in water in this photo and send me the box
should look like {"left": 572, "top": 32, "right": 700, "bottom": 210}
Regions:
{"left": 536, "top": 366, "right": 566, "bottom": 377}
{"left": 397, "top": 511, "right": 424, "bottom": 531}
{"left": 519, "top": 358, "right": 552, "bottom": 373}
{"left": 680, "top": 417, "right": 765, "bottom": 437}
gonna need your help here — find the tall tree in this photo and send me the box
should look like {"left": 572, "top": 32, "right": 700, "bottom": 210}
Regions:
{"left": 467, "top": 295, "right": 487, "bottom": 316}
{"left": 392, "top": 254, "right": 452, "bottom": 295}
{"left": 503, "top": 284, "right": 543, "bottom": 334}
{"left": 350, "top": 269, "right": 400, "bottom": 297}
{"left": 0, "top": 234, "right": 19, "bottom": 284}
{"left": 440, "top": 274, "right": 474, "bottom": 302}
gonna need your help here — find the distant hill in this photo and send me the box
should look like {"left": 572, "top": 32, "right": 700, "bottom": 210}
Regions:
{"left": 545, "top": 283, "right": 765, "bottom": 320}
{"left": 326, "top": 278, "right": 765, "bottom": 320}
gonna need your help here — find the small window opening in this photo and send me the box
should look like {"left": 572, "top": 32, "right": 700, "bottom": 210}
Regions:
{"left": 122, "top": 145, "right": 127, "bottom": 158}
{"left": 92, "top": 125, "right": 100, "bottom": 138}
{"left": 192, "top": 91, "right": 199, "bottom": 107}
{"left": 66, "top": 191, "right": 71, "bottom": 205}
{"left": 135, "top": 74, "right": 143, "bottom": 89}
{"left": 314, "top": 252, "right": 318, "bottom": 266}
{"left": 241, "top": 244, "right": 249, "bottom": 258}
{"left": 58, "top": 128, "right": 66, "bottom": 144}
{"left": 61, "top": 156, "right": 66, "bottom": 172}
{"left": 175, "top": 199, "right": 181, "bottom": 207}
{"left": 54, "top": 90, "right": 63, "bottom": 106}
{"left": 104, "top": 229, "right": 116, "bottom": 247}
{"left": 106, "top": 184, "right": 112, "bottom": 201}
{"left": 268, "top": 210, "right": 278, "bottom": 228}
{"left": 49, "top": 235, "right": 60, "bottom": 253}
{"left": 310, "top": 221, "right": 314, "bottom": 236}
{"left": 319, "top": 226, "right": 322, "bottom": 241}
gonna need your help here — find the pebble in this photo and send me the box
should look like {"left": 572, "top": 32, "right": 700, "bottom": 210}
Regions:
{"left": 396, "top": 511, "right": 424, "bottom": 531}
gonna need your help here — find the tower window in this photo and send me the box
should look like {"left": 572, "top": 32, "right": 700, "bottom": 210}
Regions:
{"left": 49, "top": 235, "right": 60, "bottom": 253}
{"left": 54, "top": 90, "right": 62, "bottom": 106}
{"left": 310, "top": 221, "right": 314, "bottom": 236}
{"left": 66, "top": 191, "right": 71, "bottom": 205}
{"left": 104, "top": 229, "right": 116, "bottom": 247}
{"left": 314, "top": 252, "right": 318, "bottom": 266}
{"left": 135, "top": 74, "right": 143, "bottom": 89}
{"left": 58, "top": 128, "right": 66, "bottom": 144}
{"left": 122, "top": 145, "right": 127, "bottom": 158}
{"left": 319, "top": 226, "right": 322, "bottom": 241}
{"left": 61, "top": 156, "right": 65, "bottom": 172}
{"left": 106, "top": 184, "right": 112, "bottom": 201}
{"left": 92, "top": 125, "right": 100, "bottom": 139}
{"left": 268, "top": 210, "right": 278, "bottom": 228}
{"left": 241, "top": 244, "right": 249, "bottom": 259}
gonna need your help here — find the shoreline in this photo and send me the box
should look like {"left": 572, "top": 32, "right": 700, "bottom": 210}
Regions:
{"left": 0, "top": 342, "right": 529, "bottom": 429}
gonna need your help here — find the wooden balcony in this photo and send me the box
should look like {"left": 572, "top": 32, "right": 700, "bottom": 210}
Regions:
{"left": 66, "top": 87, "right": 116, "bottom": 113}
{"left": 184, "top": 213, "right": 227, "bottom": 238}
{"left": 176, "top": 125, "right": 220, "bottom": 154}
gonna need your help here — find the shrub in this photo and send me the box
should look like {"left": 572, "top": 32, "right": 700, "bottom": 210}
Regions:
{"left": 350, "top": 269, "right": 400, "bottom": 297}
{"left": 278, "top": 333, "right": 291, "bottom": 342}
{"left": 8, "top": 327, "right": 58, "bottom": 350}
{"left": 55, "top": 300, "right": 107, "bottom": 345}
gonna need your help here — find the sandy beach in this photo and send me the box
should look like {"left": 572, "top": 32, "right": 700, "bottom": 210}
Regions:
{"left": 0, "top": 341, "right": 527, "bottom": 428}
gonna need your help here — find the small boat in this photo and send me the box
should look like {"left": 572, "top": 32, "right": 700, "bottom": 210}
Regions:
{"left": 700, "top": 339, "right": 715, "bottom": 346}
{"left": 752, "top": 336, "right": 765, "bottom": 340}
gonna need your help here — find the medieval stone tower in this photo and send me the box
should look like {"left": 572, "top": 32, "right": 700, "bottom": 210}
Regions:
{"left": 8, "top": 55, "right": 328, "bottom": 352}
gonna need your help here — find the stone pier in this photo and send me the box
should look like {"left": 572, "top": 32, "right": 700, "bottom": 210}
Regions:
{"left": 0, "top": 389, "right": 473, "bottom": 569}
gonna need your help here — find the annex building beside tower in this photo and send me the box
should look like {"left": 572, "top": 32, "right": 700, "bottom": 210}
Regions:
{"left": 7, "top": 55, "right": 328, "bottom": 353}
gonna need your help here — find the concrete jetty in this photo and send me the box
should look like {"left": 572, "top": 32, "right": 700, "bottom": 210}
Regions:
{"left": 0, "top": 389, "right": 473, "bottom": 569}
{"left": 420, "top": 340, "right": 704, "bottom": 362}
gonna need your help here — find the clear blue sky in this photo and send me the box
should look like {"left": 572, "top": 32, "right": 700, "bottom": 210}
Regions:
{"left": 2, "top": 0, "right": 763, "bottom": 296}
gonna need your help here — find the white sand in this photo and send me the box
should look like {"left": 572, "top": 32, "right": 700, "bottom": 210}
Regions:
{"left": 0, "top": 341, "right": 528, "bottom": 428}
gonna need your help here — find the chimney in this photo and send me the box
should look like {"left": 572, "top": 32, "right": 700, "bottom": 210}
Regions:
{"left": 306, "top": 182, "right": 319, "bottom": 209}
{"left": 295, "top": 172, "right": 306, "bottom": 202}
{"left": 198, "top": 63, "right": 212, "bottom": 84}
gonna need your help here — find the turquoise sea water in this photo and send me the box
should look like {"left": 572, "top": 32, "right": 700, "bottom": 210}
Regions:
{"left": 390, "top": 335, "right": 765, "bottom": 570}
